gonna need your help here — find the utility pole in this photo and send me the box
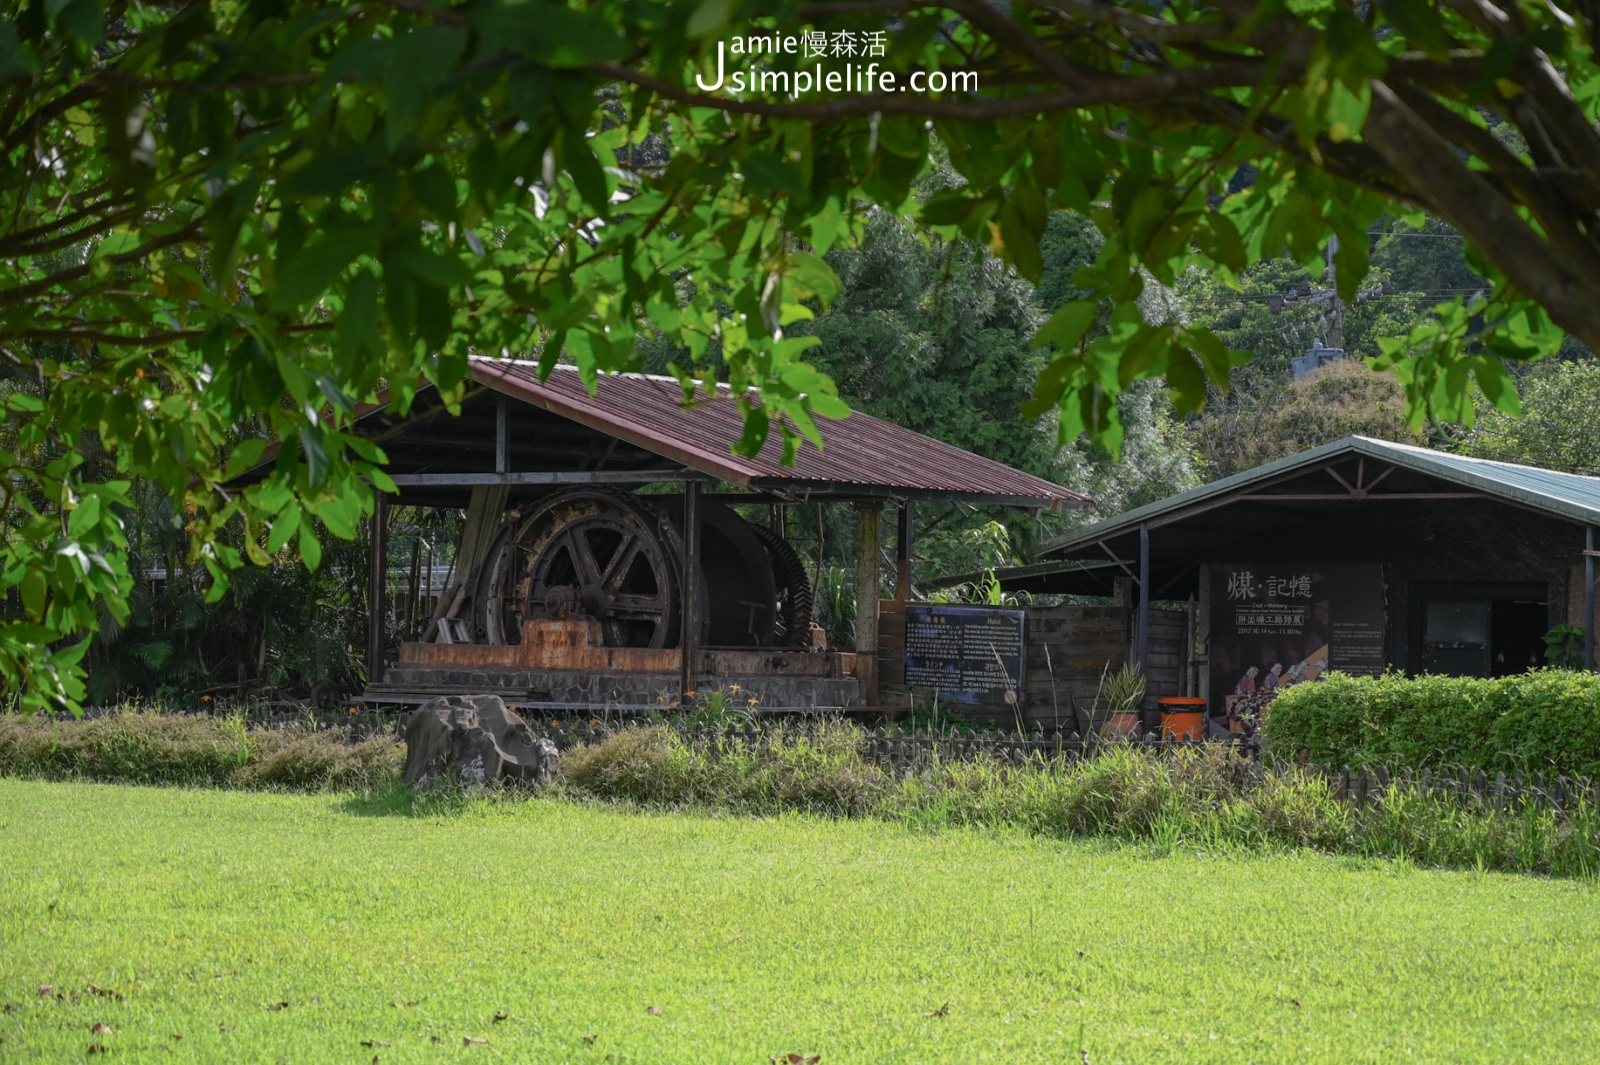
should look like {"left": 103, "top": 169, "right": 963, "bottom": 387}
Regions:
{"left": 1325, "top": 234, "right": 1345, "bottom": 351}
{"left": 1270, "top": 234, "right": 1390, "bottom": 378}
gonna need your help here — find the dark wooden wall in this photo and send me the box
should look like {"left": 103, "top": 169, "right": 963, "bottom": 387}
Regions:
{"left": 881, "top": 601, "right": 1191, "bottom": 731}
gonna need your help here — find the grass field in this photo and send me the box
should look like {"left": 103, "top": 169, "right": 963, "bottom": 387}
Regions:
{"left": 3, "top": 780, "right": 1599, "bottom": 1063}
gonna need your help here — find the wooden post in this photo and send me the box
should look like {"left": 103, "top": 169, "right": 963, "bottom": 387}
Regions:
{"left": 896, "top": 500, "right": 913, "bottom": 603}
{"left": 681, "top": 482, "right": 701, "bottom": 699}
{"left": 1586, "top": 525, "right": 1595, "bottom": 671}
{"left": 1137, "top": 522, "right": 1150, "bottom": 722}
{"left": 855, "top": 502, "right": 882, "bottom": 703}
{"left": 367, "top": 491, "right": 389, "bottom": 683}
{"left": 494, "top": 392, "right": 509, "bottom": 474}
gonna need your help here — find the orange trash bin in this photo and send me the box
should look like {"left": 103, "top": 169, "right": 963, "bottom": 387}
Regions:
{"left": 1158, "top": 697, "right": 1207, "bottom": 741}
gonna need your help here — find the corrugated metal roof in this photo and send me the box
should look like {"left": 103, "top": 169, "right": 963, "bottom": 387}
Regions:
{"left": 471, "top": 358, "right": 1084, "bottom": 508}
{"left": 1036, "top": 435, "right": 1600, "bottom": 557}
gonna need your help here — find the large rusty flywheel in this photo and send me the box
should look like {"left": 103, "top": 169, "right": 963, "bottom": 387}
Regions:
{"left": 470, "top": 488, "right": 808, "bottom": 650}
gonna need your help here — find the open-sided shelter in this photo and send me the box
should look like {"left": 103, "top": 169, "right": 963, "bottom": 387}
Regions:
{"left": 240, "top": 357, "right": 1084, "bottom": 712}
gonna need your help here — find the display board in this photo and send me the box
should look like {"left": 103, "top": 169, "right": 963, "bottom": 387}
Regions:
{"left": 1207, "top": 563, "right": 1384, "bottom": 736}
{"left": 903, "top": 605, "right": 1026, "bottom": 705}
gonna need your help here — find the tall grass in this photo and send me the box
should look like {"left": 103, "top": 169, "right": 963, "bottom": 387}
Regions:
{"left": 0, "top": 711, "right": 401, "bottom": 791}
{"left": 562, "top": 724, "right": 1600, "bottom": 877}
{"left": 8, "top": 714, "right": 1600, "bottom": 877}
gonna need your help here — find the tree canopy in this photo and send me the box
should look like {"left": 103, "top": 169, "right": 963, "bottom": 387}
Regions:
{"left": 5, "top": 0, "right": 1600, "bottom": 708}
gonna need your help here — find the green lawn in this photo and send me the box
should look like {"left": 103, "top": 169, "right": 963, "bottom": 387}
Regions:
{"left": 2, "top": 781, "right": 1598, "bottom": 1063}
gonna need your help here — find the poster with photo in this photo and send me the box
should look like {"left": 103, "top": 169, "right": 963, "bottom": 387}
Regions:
{"left": 1208, "top": 565, "right": 1331, "bottom": 738}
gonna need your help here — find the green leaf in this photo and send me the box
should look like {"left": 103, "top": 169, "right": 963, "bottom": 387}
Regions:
{"left": 1032, "top": 300, "right": 1098, "bottom": 351}
{"left": 785, "top": 252, "right": 841, "bottom": 306}
{"left": 267, "top": 507, "right": 302, "bottom": 554}
{"left": 18, "top": 568, "right": 45, "bottom": 621}
{"left": 298, "top": 525, "right": 323, "bottom": 572}
{"left": 687, "top": 0, "right": 733, "bottom": 38}
{"left": 271, "top": 228, "right": 373, "bottom": 310}
{"left": 0, "top": 22, "right": 40, "bottom": 78}
{"left": 471, "top": 4, "right": 625, "bottom": 64}
{"left": 1378, "top": 0, "right": 1453, "bottom": 57}
{"left": 998, "top": 201, "right": 1043, "bottom": 283}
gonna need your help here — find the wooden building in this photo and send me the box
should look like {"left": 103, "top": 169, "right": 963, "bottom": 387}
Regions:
{"left": 984, "top": 437, "right": 1600, "bottom": 735}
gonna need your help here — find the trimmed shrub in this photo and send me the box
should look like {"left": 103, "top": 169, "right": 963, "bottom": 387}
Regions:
{"left": 1266, "top": 669, "right": 1600, "bottom": 777}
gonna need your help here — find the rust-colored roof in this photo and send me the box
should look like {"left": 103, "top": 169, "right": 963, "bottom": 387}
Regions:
{"left": 471, "top": 358, "right": 1085, "bottom": 508}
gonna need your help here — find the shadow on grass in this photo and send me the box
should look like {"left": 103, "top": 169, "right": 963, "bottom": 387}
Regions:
{"left": 337, "top": 778, "right": 565, "bottom": 818}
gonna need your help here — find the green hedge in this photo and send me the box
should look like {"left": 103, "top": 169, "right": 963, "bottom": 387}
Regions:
{"left": 1265, "top": 670, "right": 1600, "bottom": 777}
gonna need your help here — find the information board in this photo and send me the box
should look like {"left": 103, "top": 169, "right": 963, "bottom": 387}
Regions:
{"left": 903, "top": 605, "right": 1026, "bottom": 705}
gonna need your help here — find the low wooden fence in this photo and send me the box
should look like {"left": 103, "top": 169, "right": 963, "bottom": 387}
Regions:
{"left": 526, "top": 722, "right": 1599, "bottom": 816}
{"left": 1299, "top": 760, "right": 1600, "bottom": 816}
{"left": 528, "top": 721, "right": 1263, "bottom": 767}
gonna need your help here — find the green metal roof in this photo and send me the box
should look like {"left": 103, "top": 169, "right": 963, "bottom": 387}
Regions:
{"left": 1036, "top": 435, "right": 1600, "bottom": 559}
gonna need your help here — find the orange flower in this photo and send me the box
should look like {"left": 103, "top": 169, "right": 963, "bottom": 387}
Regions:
{"left": 551, "top": 721, "right": 560, "bottom": 728}
{"left": 590, "top": 719, "right": 599, "bottom": 726}
{"left": 201, "top": 695, "right": 212, "bottom": 703}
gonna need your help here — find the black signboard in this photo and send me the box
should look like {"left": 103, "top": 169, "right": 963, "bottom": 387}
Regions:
{"left": 1328, "top": 566, "right": 1386, "bottom": 677}
{"left": 904, "top": 605, "right": 1026, "bottom": 705}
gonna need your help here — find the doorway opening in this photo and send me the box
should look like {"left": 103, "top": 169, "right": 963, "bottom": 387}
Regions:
{"left": 1409, "top": 582, "right": 1549, "bottom": 679}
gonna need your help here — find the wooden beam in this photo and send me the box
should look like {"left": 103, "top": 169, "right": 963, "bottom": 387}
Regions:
{"left": 387, "top": 470, "right": 711, "bottom": 486}
{"left": 1137, "top": 522, "right": 1150, "bottom": 686}
{"left": 1234, "top": 492, "right": 1483, "bottom": 501}
{"left": 494, "top": 393, "right": 508, "bottom": 474}
{"left": 367, "top": 492, "right": 389, "bottom": 684}
{"left": 896, "top": 500, "right": 913, "bottom": 603}
{"left": 855, "top": 503, "right": 882, "bottom": 702}
{"left": 1588, "top": 525, "right": 1596, "bottom": 672}
{"left": 681, "top": 482, "right": 701, "bottom": 699}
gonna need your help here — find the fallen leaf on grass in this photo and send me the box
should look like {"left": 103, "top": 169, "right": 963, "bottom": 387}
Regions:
{"left": 266, "top": 1001, "right": 289, "bottom": 1012}
{"left": 1291, "top": 999, "right": 1302, "bottom": 1008}
{"left": 360, "top": 1039, "right": 391, "bottom": 1048}
{"left": 88, "top": 984, "right": 123, "bottom": 1002}
{"left": 391, "top": 1001, "right": 417, "bottom": 1009}
{"left": 87, "top": 1045, "right": 107, "bottom": 1055}
{"left": 581, "top": 1034, "right": 597, "bottom": 1046}
{"left": 372, "top": 1056, "right": 379, "bottom": 1065}
{"left": 430, "top": 1036, "right": 443, "bottom": 1044}
{"left": 170, "top": 1035, "right": 182, "bottom": 1041}
{"left": 464, "top": 1036, "right": 488, "bottom": 1046}
{"left": 926, "top": 1003, "right": 950, "bottom": 1018}
{"left": 91, "top": 1023, "right": 114, "bottom": 1035}
{"left": 2, "top": 1003, "right": 16, "bottom": 1014}
{"left": 645, "top": 1006, "right": 661, "bottom": 1016}
{"left": 769, "top": 1056, "right": 820, "bottom": 1065}
{"left": 1076, "top": 950, "right": 1086, "bottom": 958}
{"left": 492, "top": 1012, "right": 507, "bottom": 1023}
{"left": 37, "top": 986, "right": 51, "bottom": 997}
{"left": 218, "top": 1024, "right": 231, "bottom": 1033}
{"left": 213, "top": 970, "right": 237, "bottom": 981}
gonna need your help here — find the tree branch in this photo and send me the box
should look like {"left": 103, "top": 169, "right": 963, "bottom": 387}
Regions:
{"left": 11, "top": 322, "right": 335, "bottom": 347}
{"left": 0, "top": 221, "right": 204, "bottom": 309}
{"left": 1365, "top": 81, "right": 1600, "bottom": 351}
{"left": 1022, "top": 0, "right": 1231, "bottom": 43}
